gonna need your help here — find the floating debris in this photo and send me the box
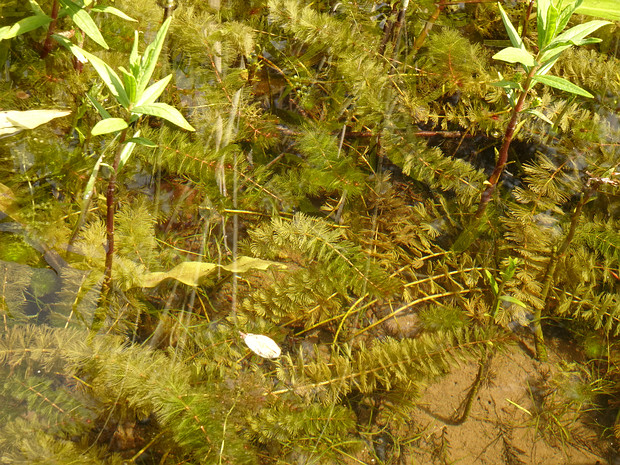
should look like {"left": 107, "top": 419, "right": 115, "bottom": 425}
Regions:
{"left": 240, "top": 332, "right": 281, "bottom": 359}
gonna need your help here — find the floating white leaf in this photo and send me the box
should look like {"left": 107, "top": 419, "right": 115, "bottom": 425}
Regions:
{"left": 240, "top": 332, "right": 281, "bottom": 359}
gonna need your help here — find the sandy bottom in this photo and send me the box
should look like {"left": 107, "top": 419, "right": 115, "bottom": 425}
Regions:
{"left": 355, "top": 338, "right": 613, "bottom": 465}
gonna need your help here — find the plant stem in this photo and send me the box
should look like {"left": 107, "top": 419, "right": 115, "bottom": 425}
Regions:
{"left": 452, "top": 348, "right": 492, "bottom": 424}
{"left": 521, "top": 0, "right": 535, "bottom": 40}
{"left": 533, "top": 187, "right": 594, "bottom": 361}
{"left": 40, "top": 0, "right": 59, "bottom": 59}
{"left": 100, "top": 128, "right": 129, "bottom": 303}
{"left": 474, "top": 67, "right": 537, "bottom": 220}
{"left": 412, "top": 3, "right": 444, "bottom": 54}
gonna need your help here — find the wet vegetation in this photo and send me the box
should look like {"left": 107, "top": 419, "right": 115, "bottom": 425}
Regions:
{"left": 0, "top": 0, "right": 618, "bottom": 463}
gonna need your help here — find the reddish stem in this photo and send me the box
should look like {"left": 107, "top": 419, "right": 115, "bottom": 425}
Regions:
{"left": 474, "top": 67, "right": 537, "bottom": 219}
{"left": 100, "top": 128, "right": 129, "bottom": 302}
{"left": 40, "top": 0, "right": 59, "bottom": 59}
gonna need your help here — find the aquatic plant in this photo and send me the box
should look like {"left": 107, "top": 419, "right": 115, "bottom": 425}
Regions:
{"left": 0, "top": 0, "right": 618, "bottom": 463}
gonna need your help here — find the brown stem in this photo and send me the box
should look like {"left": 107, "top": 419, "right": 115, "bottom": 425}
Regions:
{"left": 100, "top": 128, "right": 129, "bottom": 303}
{"left": 412, "top": 3, "right": 444, "bottom": 54}
{"left": 521, "top": 0, "right": 536, "bottom": 40}
{"left": 452, "top": 348, "right": 492, "bottom": 424}
{"left": 378, "top": 4, "right": 398, "bottom": 57}
{"left": 391, "top": 1, "right": 408, "bottom": 62}
{"left": 474, "top": 67, "right": 538, "bottom": 220}
{"left": 533, "top": 188, "right": 594, "bottom": 361}
{"left": 40, "top": 0, "right": 59, "bottom": 59}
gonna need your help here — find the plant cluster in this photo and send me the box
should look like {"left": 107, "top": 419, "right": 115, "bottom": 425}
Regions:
{"left": 0, "top": 0, "right": 618, "bottom": 463}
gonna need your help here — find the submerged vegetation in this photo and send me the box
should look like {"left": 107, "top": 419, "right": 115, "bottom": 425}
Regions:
{"left": 0, "top": 0, "right": 618, "bottom": 463}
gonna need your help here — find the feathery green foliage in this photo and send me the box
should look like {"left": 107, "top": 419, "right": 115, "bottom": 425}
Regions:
{"left": 0, "top": 0, "right": 618, "bottom": 463}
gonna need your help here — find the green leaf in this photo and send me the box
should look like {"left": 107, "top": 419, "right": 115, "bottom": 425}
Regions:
{"left": 132, "top": 102, "right": 195, "bottom": 131}
{"left": 134, "top": 74, "right": 172, "bottom": 107}
{"left": 533, "top": 74, "right": 594, "bottom": 98}
{"left": 128, "top": 31, "right": 140, "bottom": 75}
{"left": 523, "top": 108, "right": 554, "bottom": 125}
{"left": 497, "top": 3, "right": 523, "bottom": 49}
{"left": 60, "top": 0, "right": 109, "bottom": 49}
{"left": 81, "top": 152, "right": 105, "bottom": 213}
{"left": 85, "top": 93, "right": 111, "bottom": 119}
{"left": 27, "top": 0, "right": 46, "bottom": 16}
{"left": 52, "top": 33, "right": 87, "bottom": 63}
{"left": 576, "top": 0, "right": 620, "bottom": 20}
{"left": 126, "top": 137, "right": 157, "bottom": 147}
{"left": 0, "top": 15, "right": 51, "bottom": 41}
{"left": 119, "top": 66, "right": 137, "bottom": 104}
{"left": 90, "top": 5, "right": 137, "bottom": 21}
{"left": 535, "top": 55, "right": 561, "bottom": 78}
{"left": 492, "top": 47, "right": 536, "bottom": 67}
{"left": 499, "top": 295, "right": 528, "bottom": 308}
{"left": 117, "top": 130, "right": 140, "bottom": 171}
{"left": 538, "top": 44, "right": 572, "bottom": 65}
{"left": 484, "top": 270, "right": 499, "bottom": 296}
{"left": 490, "top": 79, "right": 522, "bottom": 90}
{"left": 91, "top": 118, "right": 128, "bottom": 136}
{"left": 501, "top": 258, "right": 519, "bottom": 281}
{"left": 547, "top": 20, "right": 611, "bottom": 48}
{"left": 554, "top": 0, "right": 583, "bottom": 40}
{"left": 0, "top": 109, "right": 71, "bottom": 137}
{"left": 541, "top": 0, "right": 560, "bottom": 49}
{"left": 136, "top": 257, "right": 286, "bottom": 288}
{"left": 76, "top": 48, "right": 130, "bottom": 108}
{"left": 537, "top": 0, "right": 552, "bottom": 48}
{"left": 136, "top": 17, "right": 172, "bottom": 97}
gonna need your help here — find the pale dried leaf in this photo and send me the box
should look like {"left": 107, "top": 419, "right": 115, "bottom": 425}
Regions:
{"left": 240, "top": 332, "right": 281, "bottom": 359}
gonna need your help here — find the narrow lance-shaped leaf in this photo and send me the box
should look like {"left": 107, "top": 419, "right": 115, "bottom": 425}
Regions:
{"left": 576, "top": 0, "right": 620, "bottom": 21}
{"left": 74, "top": 47, "right": 130, "bottom": 107}
{"left": 0, "top": 15, "right": 51, "bottom": 41}
{"left": 523, "top": 108, "right": 554, "bottom": 125}
{"left": 126, "top": 137, "right": 157, "bottom": 147}
{"left": 547, "top": 19, "right": 611, "bottom": 49}
{"left": 134, "top": 74, "right": 172, "bottom": 107}
{"left": 542, "top": 0, "right": 561, "bottom": 49}
{"left": 537, "top": 0, "right": 552, "bottom": 49}
{"left": 132, "top": 102, "right": 195, "bottom": 131}
{"left": 52, "top": 34, "right": 87, "bottom": 63}
{"left": 497, "top": 3, "right": 523, "bottom": 49}
{"left": 119, "top": 67, "right": 137, "bottom": 104}
{"left": 85, "top": 93, "right": 111, "bottom": 119}
{"left": 91, "top": 117, "right": 128, "bottom": 136}
{"left": 27, "top": 0, "right": 46, "bottom": 15}
{"left": 535, "top": 55, "right": 561, "bottom": 78}
{"left": 533, "top": 74, "right": 594, "bottom": 98}
{"left": 554, "top": 0, "right": 584, "bottom": 39}
{"left": 128, "top": 30, "right": 140, "bottom": 75}
{"left": 136, "top": 17, "right": 172, "bottom": 97}
{"left": 499, "top": 295, "right": 528, "bottom": 308}
{"left": 538, "top": 44, "right": 573, "bottom": 65}
{"left": 60, "top": 0, "right": 109, "bottom": 49}
{"left": 90, "top": 5, "right": 137, "bottom": 21}
{"left": 80, "top": 152, "right": 105, "bottom": 212}
{"left": 117, "top": 130, "right": 140, "bottom": 171}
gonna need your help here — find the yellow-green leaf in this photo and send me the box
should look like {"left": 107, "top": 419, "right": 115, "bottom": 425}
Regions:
{"left": 91, "top": 117, "right": 128, "bottom": 136}
{"left": 137, "top": 257, "right": 286, "bottom": 288}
